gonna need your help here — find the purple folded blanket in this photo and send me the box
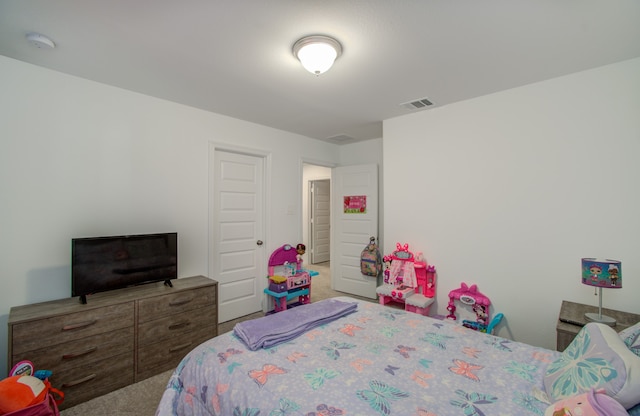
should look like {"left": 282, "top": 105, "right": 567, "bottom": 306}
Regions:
{"left": 234, "top": 298, "right": 358, "bottom": 350}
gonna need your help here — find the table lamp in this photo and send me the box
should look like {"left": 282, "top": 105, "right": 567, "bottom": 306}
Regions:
{"left": 581, "top": 258, "right": 621, "bottom": 326}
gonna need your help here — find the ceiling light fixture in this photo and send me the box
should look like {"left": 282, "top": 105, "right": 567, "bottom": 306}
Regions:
{"left": 293, "top": 35, "right": 342, "bottom": 76}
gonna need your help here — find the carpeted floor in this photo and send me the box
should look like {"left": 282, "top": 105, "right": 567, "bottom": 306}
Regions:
{"left": 59, "top": 262, "right": 375, "bottom": 415}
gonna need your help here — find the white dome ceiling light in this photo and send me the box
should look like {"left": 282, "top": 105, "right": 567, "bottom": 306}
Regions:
{"left": 293, "top": 35, "right": 342, "bottom": 76}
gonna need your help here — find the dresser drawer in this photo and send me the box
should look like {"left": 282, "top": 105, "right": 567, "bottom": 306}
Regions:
{"left": 138, "top": 285, "right": 215, "bottom": 323}
{"left": 138, "top": 307, "right": 216, "bottom": 347}
{"left": 7, "top": 276, "right": 217, "bottom": 408}
{"left": 11, "top": 302, "right": 134, "bottom": 354}
{"left": 136, "top": 325, "right": 215, "bottom": 380}
{"left": 12, "top": 327, "right": 134, "bottom": 371}
{"left": 52, "top": 351, "right": 134, "bottom": 409}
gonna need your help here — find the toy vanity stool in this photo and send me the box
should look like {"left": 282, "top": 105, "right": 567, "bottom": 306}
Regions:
{"left": 263, "top": 244, "right": 318, "bottom": 313}
{"left": 376, "top": 243, "right": 436, "bottom": 316}
{"left": 446, "top": 282, "right": 504, "bottom": 334}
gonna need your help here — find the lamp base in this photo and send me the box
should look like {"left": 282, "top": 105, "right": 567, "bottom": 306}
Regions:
{"left": 585, "top": 312, "right": 616, "bottom": 326}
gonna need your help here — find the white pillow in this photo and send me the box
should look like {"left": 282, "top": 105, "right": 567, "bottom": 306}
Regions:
{"left": 619, "top": 322, "right": 640, "bottom": 358}
{"left": 544, "top": 322, "right": 640, "bottom": 410}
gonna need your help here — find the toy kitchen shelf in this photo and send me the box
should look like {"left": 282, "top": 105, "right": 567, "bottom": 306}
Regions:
{"left": 263, "top": 244, "right": 318, "bottom": 313}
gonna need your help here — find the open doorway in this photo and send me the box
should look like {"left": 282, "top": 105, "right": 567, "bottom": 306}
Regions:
{"left": 302, "top": 163, "right": 331, "bottom": 265}
{"left": 309, "top": 179, "right": 330, "bottom": 263}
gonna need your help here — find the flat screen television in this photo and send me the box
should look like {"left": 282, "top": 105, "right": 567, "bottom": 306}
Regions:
{"left": 72, "top": 232, "right": 177, "bottom": 304}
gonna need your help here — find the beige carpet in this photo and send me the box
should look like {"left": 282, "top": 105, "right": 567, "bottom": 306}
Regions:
{"left": 60, "top": 262, "right": 375, "bottom": 415}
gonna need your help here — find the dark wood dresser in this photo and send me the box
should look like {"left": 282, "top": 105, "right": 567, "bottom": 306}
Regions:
{"left": 8, "top": 275, "right": 217, "bottom": 409}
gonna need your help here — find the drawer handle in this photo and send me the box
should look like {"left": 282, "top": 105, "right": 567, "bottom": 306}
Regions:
{"left": 169, "top": 342, "right": 192, "bottom": 353}
{"left": 62, "top": 346, "right": 98, "bottom": 360}
{"left": 62, "top": 373, "right": 96, "bottom": 388}
{"left": 62, "top": 320, "right": 97, "bottom": 331}
{"left": 168, "top": 321, "right": 191, "bottom": 330}
{"left": 169, "top": 297, "right": 194, "bottom": 307}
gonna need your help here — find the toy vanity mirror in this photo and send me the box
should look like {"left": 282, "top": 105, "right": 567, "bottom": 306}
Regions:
{"left": 460, "top": 294, "right": 476, "bottom": 305}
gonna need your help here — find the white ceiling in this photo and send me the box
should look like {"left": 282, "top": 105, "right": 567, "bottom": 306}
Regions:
{"left": 1, "top": 1, "right": 639, "bottom": 144}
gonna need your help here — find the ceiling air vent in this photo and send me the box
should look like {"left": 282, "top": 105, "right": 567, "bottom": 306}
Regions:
{"left": 400, "top": 97, "right": 434, "bottom": 110}
{"left": 325, "top": 134, "right": 355, "bottom": 144}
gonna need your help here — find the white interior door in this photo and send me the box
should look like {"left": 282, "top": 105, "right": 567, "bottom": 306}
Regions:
{"left": 331, "top": 164, "right": 378, "bottom": 299}
{"left": 211, "top": 149, "right": 266, "bottom": 323}
{"left": 310, "top": 179, "right": 330, "bottom": 264}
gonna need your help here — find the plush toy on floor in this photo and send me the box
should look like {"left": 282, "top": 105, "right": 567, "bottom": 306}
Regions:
{"left": 0, "top": 375, "right": 48, "bottom": 414}
{"left": 0, "top": 360, "right": 64, "bottom": 415}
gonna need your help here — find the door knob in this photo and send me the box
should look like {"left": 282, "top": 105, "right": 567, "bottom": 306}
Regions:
{"left": 256, "top": 240, "right": 263, "bottom": 246}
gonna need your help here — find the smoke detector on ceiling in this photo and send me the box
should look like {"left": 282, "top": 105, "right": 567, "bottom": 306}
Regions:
{"left": 26, "top": 32, "right": 56, "bottom": 49}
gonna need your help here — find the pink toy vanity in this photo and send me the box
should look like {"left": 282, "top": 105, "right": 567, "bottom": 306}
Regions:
{"left": 263, "top": 244, "right": 318, "bottom": 313}
{"left": 376, "top": 243, "right": 437, "bottom": 316}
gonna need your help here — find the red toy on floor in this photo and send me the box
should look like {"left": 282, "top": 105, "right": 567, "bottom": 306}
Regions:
{"left": 0, "top": 374, "right": 64, "bottom": 415}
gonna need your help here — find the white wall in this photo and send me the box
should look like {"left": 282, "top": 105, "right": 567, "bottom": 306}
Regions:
{"left": 339, "top": 138, "right": 383, "bottom": 166}
{"left": 0, "top": 56, "right": 340, "bottom": 375}
{"left": 384, "top": 58, "right": 640, "bottom": 350}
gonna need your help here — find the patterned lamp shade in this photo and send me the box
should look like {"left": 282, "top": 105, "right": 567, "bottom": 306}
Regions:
{"left": 581, "top": 258, "right": 622, "bottom": 288}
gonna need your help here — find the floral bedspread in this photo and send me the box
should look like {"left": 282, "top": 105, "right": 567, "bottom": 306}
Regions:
{"left": 155, "top": 297, "right": 559, "bottom": 416}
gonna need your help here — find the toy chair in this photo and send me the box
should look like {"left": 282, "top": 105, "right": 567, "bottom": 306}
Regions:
{"left": 486, "top": 313, "right": 504, "bottom": 335}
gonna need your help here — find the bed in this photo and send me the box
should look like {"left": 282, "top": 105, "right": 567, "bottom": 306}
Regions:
{"left": 156, "top": 297, "right": 640, "bottom": 416}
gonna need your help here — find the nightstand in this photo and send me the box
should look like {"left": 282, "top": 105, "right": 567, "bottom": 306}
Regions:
{"left": 556, "top": 300, "right": 640, "bottom": 351}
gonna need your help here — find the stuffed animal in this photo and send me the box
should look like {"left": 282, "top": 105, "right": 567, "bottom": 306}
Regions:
{"left": 0, "top": 375, "right": 47, "bottom": 414}
{"left": 545, "top": 388, "right": 628, "bottom": 416}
